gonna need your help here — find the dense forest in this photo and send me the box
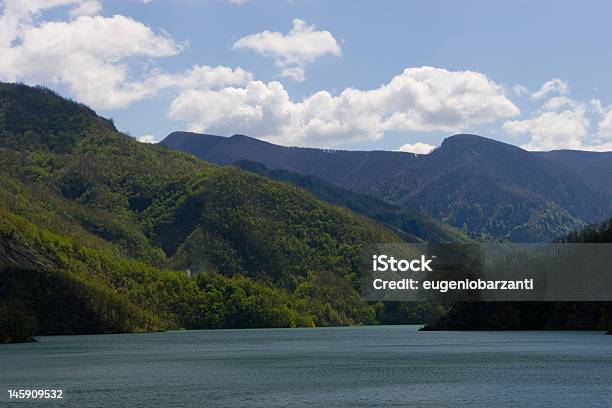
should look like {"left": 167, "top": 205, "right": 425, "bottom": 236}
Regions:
{"left": 0, "top": 83, "right": 423, "bottom": 343}
{"left": 234, "top": 160, "right": 471, "bottom": 243}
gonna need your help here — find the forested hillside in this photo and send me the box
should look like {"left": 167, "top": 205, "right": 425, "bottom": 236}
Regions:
{"left": 0, "top": 83, "right": 404, "bottom": 343}
{"left": 235, "top": 160, "right": 471, "bottom": 243}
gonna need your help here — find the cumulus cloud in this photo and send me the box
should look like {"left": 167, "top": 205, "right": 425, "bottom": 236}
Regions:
{"left": 398, "top": 142, "right": 435, "bottom": 154}
{"left": 0, "top": 1, "right": 180, "bottom": 108}
{"left": 513, "top": 84, "right": 529, "bottom": 96}
{"left": 68, "top": 0, "right": 100, "bottom": 18}
{"left": 169, "top": 66, "right": 519, "bottom": 147}
{"left": 233, "top": 18, "right": 341, "bottom": 81}
{"left": 530, "top": 78, "right": 569, "bottom": 100}
{"left": 146, "top": 65, "right": 252, "bottom": 91}
{"left": 0, "top": 1, "right": 252, "bottom": 109}
{"left": 541, "top": 96, "right": 577, "bottom": 111}
{"left": 591, "top": 99, "right": 612, "bottom": 140}
{"left": 503, "top": 84, "right": 612, "bottom": 152}
{"left": 503, "top": 103, "right": 589, "bottom": 151}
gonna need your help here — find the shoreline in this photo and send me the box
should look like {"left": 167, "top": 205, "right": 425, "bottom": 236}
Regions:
{"left": 5, "top": 324, "right": 611, "bottom": 344}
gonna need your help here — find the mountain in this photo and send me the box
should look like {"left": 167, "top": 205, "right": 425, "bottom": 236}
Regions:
{"left": 234, "top": 160, "right": 471, "bottom": 243}
{"left": 161, "top": 132, "right": 612, "bottom": 242}
{"left": 0, "top": 83, "right": 407, "bottom": 342}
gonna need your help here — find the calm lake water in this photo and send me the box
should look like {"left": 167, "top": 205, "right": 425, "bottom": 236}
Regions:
{"left": 1, "top": 326, "right": 611, "bottom": 407}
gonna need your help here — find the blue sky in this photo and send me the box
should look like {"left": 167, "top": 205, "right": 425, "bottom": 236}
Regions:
{"left": 1, "top": 0, "right": 612, "bottom": 152}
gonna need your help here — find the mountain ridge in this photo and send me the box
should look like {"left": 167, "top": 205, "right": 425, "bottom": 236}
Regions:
{"left": 161, "top": 132, "right": 612, "bottom": 241}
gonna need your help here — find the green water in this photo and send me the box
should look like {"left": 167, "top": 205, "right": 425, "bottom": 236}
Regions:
{"left": 1, "top": 326, "right": 611, "bottom": 407}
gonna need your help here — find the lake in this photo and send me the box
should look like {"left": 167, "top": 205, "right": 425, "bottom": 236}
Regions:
{"left": 1, "top": 326, "right": 611, "bottom": 407}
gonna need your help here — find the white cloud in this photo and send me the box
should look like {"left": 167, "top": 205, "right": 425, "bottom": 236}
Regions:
{"left": 147, "top": 65, "right": 252, "bottom": 91}
{"left": 68, "top": 0, "right": 100, "bottom": 18}
{"left": 530, "top": 78, "right": 569, "bottom": 100}
{"left": 586, "top": 142, "right": 612, "bottom": 152}
{"left": 503, "top": 88, "right": 612, "bottom": 152}
{"left": 233, "top": 18, "right": 341, "bottom": 82}
{"left": 398, "top": 142, "right": 435, "bottom": 154}
{"left": 541, "top": 96, "right": 577, "bottom": 111}
{"left": 591, "top": 99, "right": 605, "bottom": 115}
{"left": 229, "top": 0, "right": 251, "bottom": 4}
{"left": 0, "top": 1, "right": 252, "bottom": 109}
{"left": 169, "top": 81, "right": 295, "bottom": 143}
{"left": 503, "top": 104, "right": 589, "bottom": 151}
{"left": 513, "top": 84, "right": 529, "bottom": 96}
{"left": 169, "top": 66, "right": 520, "bottom": 147}
{"left": 137, "top": 134, "right": 157, "bottom": 143}
{"left": 591, "top": 99, "right": 612, "bottom": 140}
{"left": 279, "top": 66, "right": 305, "bottom": 82}
{"left": 0, "top": 0, "right": 74, "bottom": 47}
{"left": 0, "top": 1, "right": 181, "bottom": 108}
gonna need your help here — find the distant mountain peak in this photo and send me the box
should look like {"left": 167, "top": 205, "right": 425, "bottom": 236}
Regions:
{"left": 447, "top": 133, "right": 487, "bottom": 140}
{"left": 228, "top": 133, "right": 273, "bottom": 146}
{"left": 229, "top": 134, "right": 251, "bottom": 140}
{"left": 166, "top": 131, "right": 224, "bottom": 140}
{"left": 436, "top": 133, "right": 526, "bottom": 159}
{"left": 442, "top": 133, "right": 519, "bottom": 148}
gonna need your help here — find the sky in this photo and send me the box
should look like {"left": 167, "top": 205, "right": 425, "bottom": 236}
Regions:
{"left": 1, "top": 0, "right": 612, "bottom": 153}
